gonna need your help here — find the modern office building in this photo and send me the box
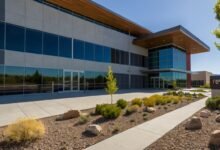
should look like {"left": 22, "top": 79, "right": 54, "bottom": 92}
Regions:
{"left": 0, "top": 0, "right": 209, "bottom": 96}
{"left": 191, "top": 71, "right": 213, "bottom": 87}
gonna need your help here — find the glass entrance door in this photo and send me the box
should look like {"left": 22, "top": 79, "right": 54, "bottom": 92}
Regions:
{"left": 150, "top": 77, "right": 165, "bottom": 89}
{"left": 63, "top": 70, "right": 84, "bottom": 92}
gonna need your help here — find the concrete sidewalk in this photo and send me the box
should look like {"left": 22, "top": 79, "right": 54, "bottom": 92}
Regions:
{"left": 0, "top": 90, "right": 164, "bottom": 127}
{"left": 86, "top": 97, "right": 208, "bottom": 150}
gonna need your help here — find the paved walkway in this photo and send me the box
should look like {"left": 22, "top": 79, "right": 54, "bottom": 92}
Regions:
{"left": 86, "top": 97, "right": 208, "bottom": 150}
{"left": 0, "top": 89, "right": 164, "bottom": 127}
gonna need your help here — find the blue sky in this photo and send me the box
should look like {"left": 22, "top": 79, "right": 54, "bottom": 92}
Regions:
{"left": 93, "top": 0, "right": 220, "bottom": 74}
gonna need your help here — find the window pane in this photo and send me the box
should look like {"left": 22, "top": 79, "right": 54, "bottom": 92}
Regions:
{"left": 0, "top": 22, "right": 4, "bottom": 49}
{"left": 73, "top": 39, "right": 84, "bottom": 59}
{"left": 94, "top": 72, "right": 105, "bottom": 89}
{"left": 0, "top": 65, "right": 3, "bottom": 85}
{"left": 111, "top": 48, "right": 116, "bottom": 63}
{"left": 95, "top": 45, "right": 103, "bottom": 62}
{"left": 6, "top": 24, "right": 25, "bottom": 52}
{"left": 41, "top": 68, "right": 58, "bottom": 93}
{"left": 115, "top": 50, "right": 120, "bottom": 64}
{"left": 103, "top": 47, "right": 111, "bottom": 63}
{"left": 59, "top": 36, "right": 72, "bottom": 58}
{"left": 25, "top": 68, "right": 42, "bottom": 85}
{"left": 85, "top": 71, "right": 95, "bottom": 89}
{"left": 85, "top": 42, "right": 94, "bottom": 61}
{"left": 26, "top": 28, "right": 42, "bottom": 54}
{"left": 5, "top": 66, "right": 24, "bottom": 95}
{"left": 43, "top": 32, "right": 58, "bottom": 56}
{"left": 0, "top": 65, "right": 4, "bottom": 95}
{"left": 24, "top": 67, "right": 42, "bottom": 94}
{"left": 58, "top": 69, "right": 63, "bottom": 91}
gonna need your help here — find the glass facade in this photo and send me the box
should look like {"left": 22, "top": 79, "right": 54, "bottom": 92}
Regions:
{"left": 59, "top": 36, "right": 72, "bottom": 58}
{"left": 26, "top": 28, "right": 43, "bottom": 54}
{"left": 131, "top": 75, "right": 147, "bottom": 89}
{"left": 1, "top": 22, "right": 149, "bottom": 68}
{"left": 148, "top": 46, "right": 187, "bottom": 88}
{"left": 131, "top": 53, "right": 147, "bottom": 67}
{"left": 0, "top": 65, "right": 135, "bottom": 95}
{"left": 6, "top": 24, "right": 25, "bottom": 52}
{"left": 43, "top": 32, "right": 59, "bottom": 56}
{"left": 149, "top": 47, "right": 186, "bottom": 70}
{"left": 5, "top": 66, "right": 25, "bottom": 95}
{"left": 0, "top": 22, "right": 4, "bottom": 49}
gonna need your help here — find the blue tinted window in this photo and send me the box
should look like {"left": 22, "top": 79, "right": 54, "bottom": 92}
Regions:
{"left": 103, "top": 47, "right": 111, "bottom": 62}
{"left": 95, "top": 45, "right": 103, "bottom": 62}
{"left": 59, "top": 36, "right": 72, "bottom": 58}
{"left": 42, "top": 68, "right": 58, "bottom": 84}
{"left": 26, "top": 28, "right": 42, "bottom": 54}
{"left": 0, "top": 22, "right": 4, "bottom": 49}
{"left": 85, "top": 42, "right": 94, "bottom": 61}
{"left": 6, "top": 24, "right": 25, "bottom": 52}
{"left": 43, "top": 32, "right": 58, "bottom": 56}
{"left": 5, "top": 66, "right": 24, "bottom": 85}
{"left": 25, "top": 67, "right": 42, "bottom": 85}
{"left": 73, "top": 39, "right": 84, "bottom": 59}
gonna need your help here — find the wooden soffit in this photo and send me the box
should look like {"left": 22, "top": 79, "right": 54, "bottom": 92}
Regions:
{"left": 46, "top": 0, "right": 151, "bottom": 37}
{"left": 133, "top": 26, "right": 210, "bottom": 54}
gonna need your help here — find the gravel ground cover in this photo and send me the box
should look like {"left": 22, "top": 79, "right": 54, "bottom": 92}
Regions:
{"left": 146, "top": 109, "right": 220, "bottom": 150}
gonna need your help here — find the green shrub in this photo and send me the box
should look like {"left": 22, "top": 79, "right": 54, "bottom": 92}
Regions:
{"left": 126, "top": 105, "right": 139, "bottom": 115}
{"left": 78, "top": 115, "right": 90, "bottom": 125}
{"left": 172, "top": 96, "right": 181, "bottom": 104}
{"left": 200, "top": 84, "right": 210, "bottom": 89}
{"left": 198, "top": 93, "right": 205, "bottom": 98}
{"left": 206, "top": 97, "right": 220, "bottom": 110}
{"left": 116, "top": 99, "right": 128, "bottom": 109}
{"left": 131, "top": 98, "right": 142, "bottom": 107}
{"left": 143, "top": 97, "right": 155, "bottom": 107}
{"left": 101, "top": 105, "right": 121, "bottom": 119}
{"left": 95, "top": 104, "right": 108, "bottom": 115}
{"left": 177, "top": 91, "right": 184, "bottom": 97}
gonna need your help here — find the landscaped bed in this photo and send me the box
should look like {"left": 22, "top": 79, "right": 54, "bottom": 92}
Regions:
{"left": 146, "top": 97, "right": 220, "bottom": 150}
{"left": 146, "top": 109, "right": 219, "bottom": 150}
{"left": 0, "top": 92, "right": 206, "bottom": 150}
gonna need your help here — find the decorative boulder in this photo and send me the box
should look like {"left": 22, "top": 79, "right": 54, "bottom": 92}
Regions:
{"left": 56, "top": 110, "right": 81, "bottom": 121}
{"left": 81, "top": 112, "right": 89, "bottom": 117}
{"left": 146, "top": 107, "right": 156, "bottom": 113}
{"left": 209, "top": 130, "right": 220, "bottom": 146}
{"left": 185, "top": 116, "right": 202, "bottom": 130}
{"left": 216, "top": 115, "right": 220, "bottom": 123}
{"left": 86, "top": 124, "right": 102, "bottom": 136}
{"left": 200, "top": 110, "right": 211, "bottom": 118}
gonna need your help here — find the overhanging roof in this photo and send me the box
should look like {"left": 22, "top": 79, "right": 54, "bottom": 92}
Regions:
{"left": 46, "top": 0, "right": 151, "bottom": 37}
{"left": 133, "top": 26, "right": 210, "bottom": 54}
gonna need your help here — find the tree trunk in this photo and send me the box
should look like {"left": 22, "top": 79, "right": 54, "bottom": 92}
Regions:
{"left": 111, "top": 94, "right": 113, "bottom": 104}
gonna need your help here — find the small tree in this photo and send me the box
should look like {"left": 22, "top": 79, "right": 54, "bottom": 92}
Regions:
{"left": 105, "top": 66, "right": 118, "bottom": 104}
{"left": 214, "top": 0, "right": 220, "bottom": 49}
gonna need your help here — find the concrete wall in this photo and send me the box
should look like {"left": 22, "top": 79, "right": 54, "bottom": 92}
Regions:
{"left": 4, "top": 0, "right": 148, "bottom": 75}
{"left": 0, "top": 0, "right": 5, "bottom": 21}
{"left": 191, "top": 71, "right": 213, "bottom": 85}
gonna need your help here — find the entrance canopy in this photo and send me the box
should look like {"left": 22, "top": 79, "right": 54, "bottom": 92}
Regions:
{"left": 133, "top": 26, "right": 210, "bottom": 54}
